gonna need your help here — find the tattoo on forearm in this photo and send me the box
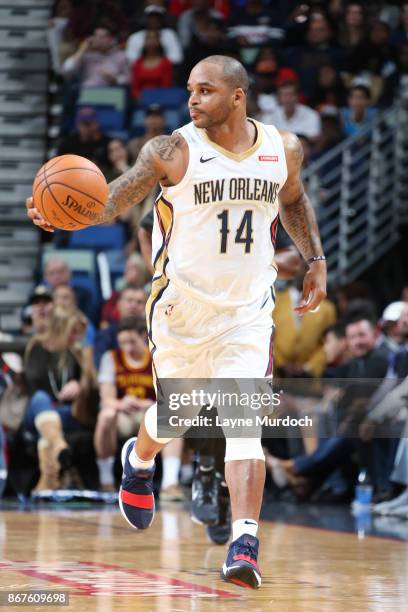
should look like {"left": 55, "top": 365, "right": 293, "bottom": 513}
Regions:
{"left": 96, "top": 134, "right": 183, "bottom": 224}
{"left": 280, "top": 192, "right": 323, "bottom": 261}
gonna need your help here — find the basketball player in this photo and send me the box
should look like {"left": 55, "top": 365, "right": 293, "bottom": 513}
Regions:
{"left": 27, "top": 55, "right": 327, "bottom": 589}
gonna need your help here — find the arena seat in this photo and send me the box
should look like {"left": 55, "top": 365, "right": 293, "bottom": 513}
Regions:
{"left": 138, "top": 87, "right": 188, "bottom": 110}
{"left": 67, "top": 224, "right": 126, "bottom": 252}
{"left": 103, "top": 248, "right": 126, "bottom": 289}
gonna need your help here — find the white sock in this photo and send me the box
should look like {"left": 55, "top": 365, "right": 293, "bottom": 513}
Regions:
{"left": 129, "top": 447, "right": 154, "bottom": 471}
{"left": 97, "top": 456, "right": 115, "bottom": 486}
{"left": 161, "top": 457, "right": 181, "bottom": 489}
{"left": 232, "top": 518, "right": 258, "bottom": 540}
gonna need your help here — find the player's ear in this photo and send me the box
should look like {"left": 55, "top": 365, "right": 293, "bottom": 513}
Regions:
{"left": 234, "top": 88, "right": 245, "bottom": 106}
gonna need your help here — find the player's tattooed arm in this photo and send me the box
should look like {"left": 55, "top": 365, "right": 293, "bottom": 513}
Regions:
{"left": 95, "top": 133, "right": 184, "bottom": 224}
{"left": 278, "top": 131, "right": 323, "bottom": 261}
{"left": 278, "top": 131, "right": 327, "bottom": 313}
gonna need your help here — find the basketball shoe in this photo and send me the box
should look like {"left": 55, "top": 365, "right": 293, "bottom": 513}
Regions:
{"left": 191, "top": 466, "right": 219, "bottom": 525}
{"left": 207, "top": 479, "right": 231, "bottom": 545}
{"left": 119, "top": 437, "right": 155, "bottom": 530}
{"left": 221, "top": 534, "right": 261, "bottom": 589}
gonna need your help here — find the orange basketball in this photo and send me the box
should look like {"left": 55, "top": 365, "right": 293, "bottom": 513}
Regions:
{"left": 32, "top": 154, "right": 109, "bottom": 231}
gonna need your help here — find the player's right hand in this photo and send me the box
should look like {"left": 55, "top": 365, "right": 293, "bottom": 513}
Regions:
{"left": 26, "top": 196, "right": 54, "bottom": 232}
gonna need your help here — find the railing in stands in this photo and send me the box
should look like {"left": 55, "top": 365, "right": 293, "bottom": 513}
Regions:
{"left": 303, "top": 100, "right": 408, "bottom": 285}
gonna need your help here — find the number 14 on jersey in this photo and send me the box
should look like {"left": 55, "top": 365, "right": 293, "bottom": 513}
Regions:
{"left": 217, "top": 209, "right": 254, "bottom": 254}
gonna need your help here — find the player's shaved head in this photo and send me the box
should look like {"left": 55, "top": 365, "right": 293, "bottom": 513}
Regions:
{"left": 196, "top": 55, "right": 249, "bottom": 93}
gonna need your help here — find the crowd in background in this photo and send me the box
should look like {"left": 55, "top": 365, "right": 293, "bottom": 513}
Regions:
{"left": 48, "top": 0, "right": 408, "bottom": 176}
{"left": 0, "top": 0, "right": 407, "bottom": 518}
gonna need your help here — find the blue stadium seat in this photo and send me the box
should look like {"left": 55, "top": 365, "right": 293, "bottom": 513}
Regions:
{"left": 104, "top": 248, "right": 126, "bottom": 288}
{"left": 139, "top": 88, "right": 188, "bottom": 110}
{"left": 68, "top": 224, "right": 126, "bottom": 252}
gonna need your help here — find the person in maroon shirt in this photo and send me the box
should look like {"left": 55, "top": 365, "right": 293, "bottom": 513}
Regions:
{"left": 131, "top": 30, "right": 173, "bottom": 100}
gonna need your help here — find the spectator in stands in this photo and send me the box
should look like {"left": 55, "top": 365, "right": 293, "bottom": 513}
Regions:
{"left": 379, "top": 42, "right": 408, "bottom": 107}
{"left": 128, "top": 105, "right": 166, "bottom": 161}
{"left": 228, "top": 0, "right": 285, "bottom": 51}
{"left": 391, "top": 1, "right": 408, "bottom": 46}
{"left": 267, "top": 315, "right": 390, "bottom": 500}
{"left": 312, "top": 106, "right": 344, "bottom": 158}
{"left": 181, "top": 16, "right": 235, "bottom": 81}
{"left": 53, "top": 284, "right": 96, "bottom": 351}
{"left": 178, "top": 0, "right": 223, "bottom": 48}
{"left": 341, "top": 84, "right": 377, "bottom": 137}
{"left": 43, "top": 256, "right": 94, "bottom": 323}
{"left": 126, "top": 5, "right": 183, "bottom": 66}
{"left": 95, "top": 316, "right": 185, "bottom": 500}
{"left": 61, "top": 26, "right": 129, "bottom": 87}
{"left": 283, "top": 11, "right": 345, "bottom": 99}
{"left": 250, "top": 49, "right": 298, "bottom": 122}
{"left": 94, "top": 285, "right": 148, "bottom": 368}
{"left": 378, "top": 301, "right": 406, "bottom": 352}
{"left": 337, "top": 2, "right": 367, "bottom": 51}
{"left": 310, "top": 64, "right": 347, "bottom": 110}
{"left": 57, "top": 107, "right": 112, "bottom": 171}
{"left": 94, "top": 316, "right": 155, "bottom": 491}
{"left": 63, "top": 1, "right": 128, "bottom": 46}
{"left": 273, "top": 268, "right": 336, "bottom": 377}
{"left": 47, "top": 0, "right": 75, "bottom": 74}
{"left": 0, "top": 332, "right": 27, "bottom": 435}
{"left": 349, "top": 20, "right": 398, "bottom": 83}
{"left": 22, "top": 308, "right": 92, "bottom": 492}
{"left": 105, "top": 139, "right": 131, "bottom": 182}
{"left": 138, "top": 210, "right": 156, "bottom": 277}
{"left": 265, "top": 80, "right": 321, "bottom": 142}
{"left": 28, "top": 286, "right": 54, "bottom": 335}
{"left": 100, "top": 254, "right": 149, "bottom": 328}
{"left": 130, "top": 30, "right": 174, "bottom": 100}
{"left": 322, "top": 322, "right": 351, "bottom": 376}
{"left": 360, "top": 304, "right": 408, "bottom": 506}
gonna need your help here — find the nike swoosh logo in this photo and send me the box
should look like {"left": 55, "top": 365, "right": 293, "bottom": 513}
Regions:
{"left": 200, "top": 155, "right": 217, "bottom": 163}
{"left": 244, "top": 520, "right": 257, "bottom": 525}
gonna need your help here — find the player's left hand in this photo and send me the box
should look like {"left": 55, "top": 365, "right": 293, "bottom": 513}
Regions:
{"left": 26, "top": 196, "right": 54, "bottom": 232}
{"left": 294, "top": 259, "right": 327, "bottom": 316}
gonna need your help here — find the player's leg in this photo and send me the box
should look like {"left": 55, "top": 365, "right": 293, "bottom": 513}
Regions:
{"left": 119, "top": 403, "right": 172, "bottom": 530}
{"left": 221, "top": 443, "right": 265, "bottom": 588}
{"left": 191, "top": 436, "right": 221, "bottom": 525}
{"left": 215, "top": 298, "right": 274, "bottom": 588}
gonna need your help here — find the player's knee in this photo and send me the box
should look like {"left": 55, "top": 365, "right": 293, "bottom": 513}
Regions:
{"left": 144, "top": 403, "right": 174, "bottom": 444}
{"left": 224, "top": 438, "right": 265, "bottom": 462}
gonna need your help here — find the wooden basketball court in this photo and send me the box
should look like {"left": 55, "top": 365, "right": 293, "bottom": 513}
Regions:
{"left": 0, "top": 503, "right": 407, "bottom": 611}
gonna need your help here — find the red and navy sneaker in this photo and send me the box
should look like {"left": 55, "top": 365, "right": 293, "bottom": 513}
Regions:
{"left": 118, "top": 437, "right": 155, "bottom": 530}
{"left": 221, "top": 534, "right": 261, "bottom": 589}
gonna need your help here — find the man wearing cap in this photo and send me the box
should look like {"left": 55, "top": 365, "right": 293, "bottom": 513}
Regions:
{"left": 128, "top": 105, "right": 166, "bottom": 161}
{"left": 378, "top": 301, "right": 406, "bottom": 352}
{"left": 29, "top": 286, "right": 54, "bottom": 336}
{"left": 126, "top": 5, "right": 183, "bottom": 65}
{"left": 57, "top": 106, "right": 112, "bottom": 170}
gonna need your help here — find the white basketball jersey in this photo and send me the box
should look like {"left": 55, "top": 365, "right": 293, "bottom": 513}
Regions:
{"left": 151, "top": 119, "right": 288, "bottom": 307}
